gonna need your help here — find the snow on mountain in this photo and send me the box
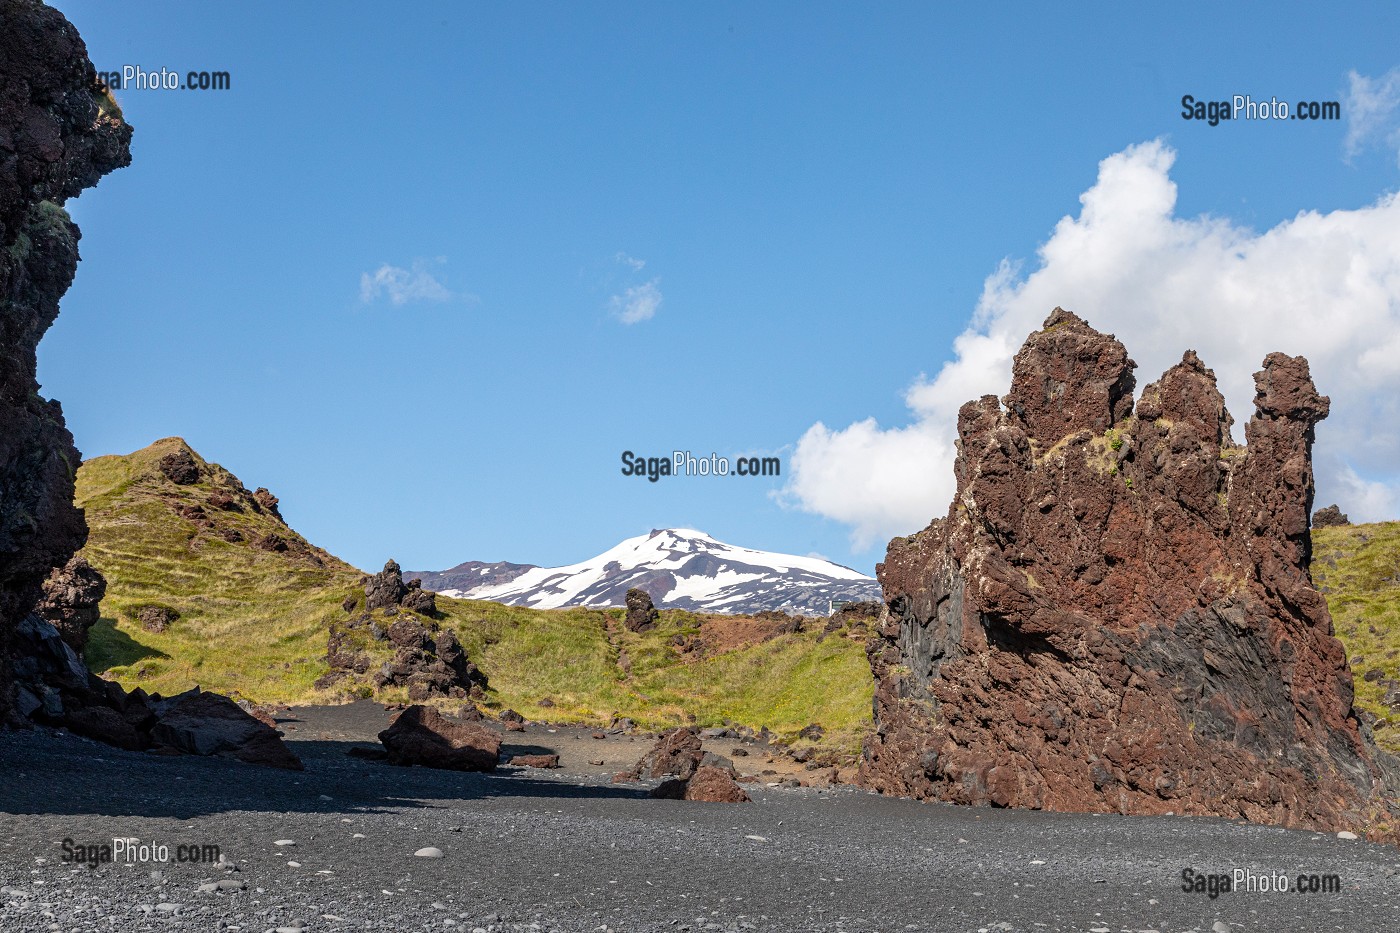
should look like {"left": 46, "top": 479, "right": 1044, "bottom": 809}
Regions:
{"left": 417, "top": 528, "right": 881, "bottom": 616}
{"left": 407, "top": 560, "right": 537, "bottom": 596}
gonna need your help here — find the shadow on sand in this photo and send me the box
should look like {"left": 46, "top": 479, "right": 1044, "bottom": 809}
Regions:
{"left": 0, "top": 730, "right": 649, "bottom": 821}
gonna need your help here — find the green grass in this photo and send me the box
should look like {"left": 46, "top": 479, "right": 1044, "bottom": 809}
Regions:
{"left": 76, "top": 439, "right": 874, "bottom": 756}
{"left": 78, "top": 438, "right": 361, "bottom": 701}
{"left": 1313, "top": 521, "right": 1400, "bottom": 754}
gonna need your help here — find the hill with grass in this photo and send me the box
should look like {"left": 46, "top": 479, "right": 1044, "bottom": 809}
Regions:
{"left": 1313, "top": 520, "right": 1400, "bottom": 756}
{"left": 76, "top": 439, "right": 875, "bottom": 754}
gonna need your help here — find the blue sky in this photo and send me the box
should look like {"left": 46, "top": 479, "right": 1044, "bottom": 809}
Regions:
{"left": 44, "top": 2, "right": 1400, "bottom": 575}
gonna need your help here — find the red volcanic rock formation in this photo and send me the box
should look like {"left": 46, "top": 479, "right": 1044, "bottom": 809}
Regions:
{"left": 861, "top": 308, "right": 1400, "bottom": 839}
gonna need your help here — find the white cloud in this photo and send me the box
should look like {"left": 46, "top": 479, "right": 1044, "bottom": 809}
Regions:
{"left": 610, "top": 278, "right": 663, "bottom": 324}
{"left": 615, "top": 252, "right": 647, "bottom": 272}
{"left": 782, "top": 139, "right": 1400, "bottom": 547}
{"left": 359, "top": 260, "right": 454, "bottom": 306}
{"left": 1344, "top": 67, "right": 1400, "bottom": 166}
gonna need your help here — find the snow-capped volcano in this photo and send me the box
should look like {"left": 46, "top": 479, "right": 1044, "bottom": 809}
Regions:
{"left": 411, "top": 528, "right": 881, "bottom": 616}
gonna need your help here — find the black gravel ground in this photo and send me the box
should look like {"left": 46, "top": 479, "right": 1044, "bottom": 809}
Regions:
{"left": 2, "top": 705, "right": 1398, "bottom": 933}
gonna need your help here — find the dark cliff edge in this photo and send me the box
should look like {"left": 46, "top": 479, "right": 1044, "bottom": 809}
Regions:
{"left": 0, "top": 0, "right": 132, "bottom": 720}
{"left": 861, "top": 308, "right": 1400, "bottom": 842}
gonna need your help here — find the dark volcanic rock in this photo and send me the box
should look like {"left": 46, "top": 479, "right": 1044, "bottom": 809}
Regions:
{"left": 327, "top": 565, "right": 485, "bottom": 701}
{"left": 365, "top": 560, "right": 408, "bottom": 611}
{"left": 148, "top": 688, "right": 303, "bottom": 770}
{"left": 33, "top": 555, "right": 105, "bottom": 652}
{"left": 254, "top": 532, "right": 289, "bottom": 553}
{"left": 626, "top": 726, "right": 703, "bottom": 780}
{"left": 401, "top": 578, "right": 437, "bottom": 616}
{"left": 624, "top": 586, "right": 660, "bottom": 633}
{"left": 861, "top": 309, "right": 1400, "bottom": 840}
{"left": 252, "top": 487, "right": 281, "bottom": 520}
{"left": 136, "top": 604, "right": 178, "bottom": 633}
{"left": 377, "top": 704, "right": 500, "bottom": 771}
{"left": 14, "top": 613, "right": 303, "bottom": 767}
{"left": 649, "top": 764, "right": 751, "bottom": 803}
{"left": 1312, "top": 504, "right": 1350, "bottom": 528}
{"left": 64, "top": 703, "right": 143, "bottom": 750}
{"left": 157, "top": 448, "right": 200, "bottom": 485}
{"left": 509, "top": 753, "right": 561, "bottom": 769}
{"left": 0, "top": 0, "right": 132, "bottom": 720}
{"left": 387, "top": 617, "right": 428, "bottom": 649}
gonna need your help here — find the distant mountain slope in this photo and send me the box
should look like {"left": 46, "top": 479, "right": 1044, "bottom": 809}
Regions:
{"left": 418, "top": 528, "right": 882, "bottom": 615}
{"left": 408, "top": 560, "right": 537, "bottom": 595}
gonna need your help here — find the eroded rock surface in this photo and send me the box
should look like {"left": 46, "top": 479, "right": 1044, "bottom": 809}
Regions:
{"left": 0, "top": 0, "right": 131, "bottom": 719}
{"left": 378, "top": 703, "right": 500, "bottom": 771}
{"left": 625, "top": 726, "right": 704, "bottom": 780}
{"left": 862, "top": 308, "right": 1400, "bottom": 839}
{"left": 33, "top": 554, "right": 104, "bottom": 652}
{"left": 1312, "top": 504, "right": 1350, "bottom": 528}
{"left": 624, "top": 586, "right": 659, "bottom": 633}
{"left": 320, "top": 560, "right": 483, "bottom": 700}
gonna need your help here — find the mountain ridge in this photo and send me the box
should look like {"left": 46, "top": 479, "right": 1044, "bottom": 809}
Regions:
{"left": 408, "top": 528, "right": 882, "bottom": 616}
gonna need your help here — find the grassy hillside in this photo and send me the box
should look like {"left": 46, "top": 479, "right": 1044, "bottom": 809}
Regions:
{"left": 1313, "top": 521, "right": 1400, "bottom": 755}
{"left": 78, "top": 438, "right": 360, "bottom": 700}
{"left": 77, "top": 440, "right": 874, "bottom": 754}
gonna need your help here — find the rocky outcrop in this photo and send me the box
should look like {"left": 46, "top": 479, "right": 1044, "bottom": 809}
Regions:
{"left": 1313, "top": 504, "right": 1350, "bottom": 528}
{"left": 318, "top": 571, "right": 485, "bottom": 700}
{"left": 146, "top": 688, "right": 303, "bottom": 770}
{"left": 0, "top": 0, "right": 132, "bottom": 720}
{"left": 624, "top": 587, "right": 660, "bottom": 632}
{"left": 378, "top": 703, "right": 500, "bottom": 771}
{"left": 34, "top": 554, "right": 104, "bottom": 651}
{"left": 365, "top": 560, "right": 408, "bottom": 611}
{"left": 626, "top": 726, "right": 750, "bottom": 801}
{"left": 862, "top": 309, "right": 1400, "bottom": 839}
{"left": 508, "top": 753, "right": 560, "bottom": 769}
{"left": 13, "top": 610, "right": 301, "bottom": 767}
{"left": 625, "top": 726, "right": 704, "bottom": 780}
{"left": 157, "top": 448, "right": 200, "bottom": 485}
{"left": 651, "top": 765, "right": 752, "bottom": 803}
{"left": 252, "top": 487, "right": 281, "bottom": 520}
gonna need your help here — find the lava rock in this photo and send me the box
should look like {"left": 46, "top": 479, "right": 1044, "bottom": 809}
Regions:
{"left": 625, "top": 726, "right": 703, "bottom": 780}
{"left": 148, "top": 689, "right": 303, "bottom": 770}
{"left": 650, "top": 765, "right": 751, "bottom": 803}
{"left": 34, "top": 556, "right": 106, "bottom": 652}
{"left": 861, "top": 308, "right": 1400, "bottom": 839}
{"left": 157, "top": 448, "right": 200, "bottom": 485}
{"left": 252, "top": 487, "right": 282, "bottom": 520}
{"left": 136, "top": 605, "right": 179, "bottom": 634}
{"left": 1312, "top": 504, "right": 1350, "bottom": 527}
{"left": 624, "top": 587, "right": 660, "bottom": 633}
{"left": 0, "top": 0, "right": 132, "bottom": 721}
{"left": 377, "top": 704, "right": 500, "bottom": 772}
{"left": 365, "top": 560, "right": 408, "bottom": 611}
{"left": 508, "top": 753, "right": 561, "bottom": 768}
